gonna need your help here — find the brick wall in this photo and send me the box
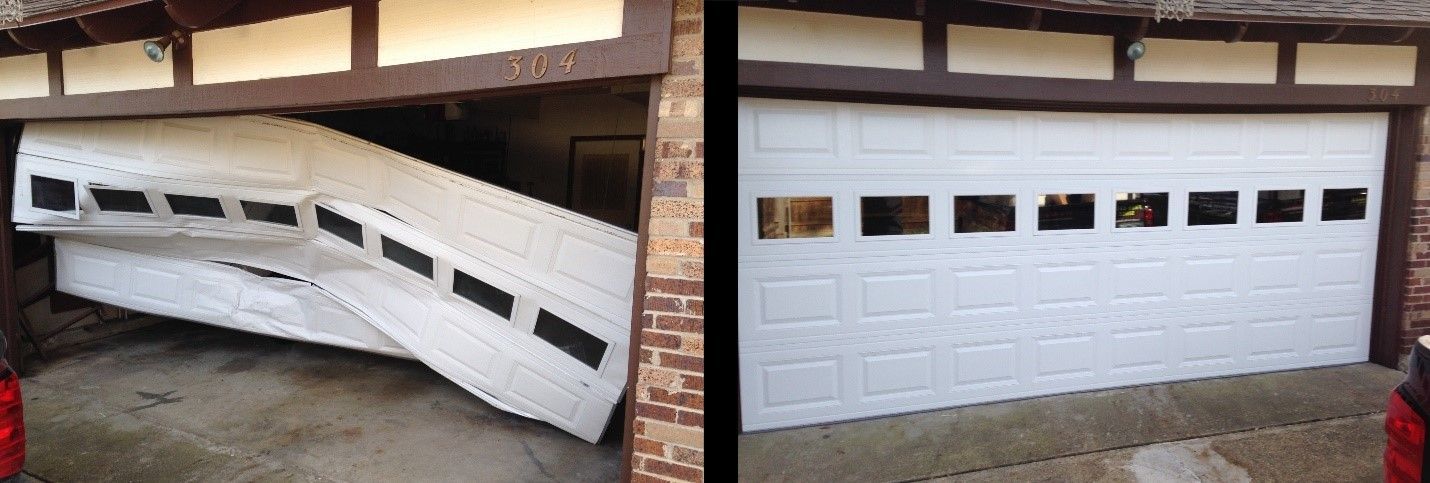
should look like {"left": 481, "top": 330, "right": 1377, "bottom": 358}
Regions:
{"left": 1403, "top": 111, "right": 1430, "bottom": 363}
{"left": 629, "top": 0, "right": 704, "bottom": 482}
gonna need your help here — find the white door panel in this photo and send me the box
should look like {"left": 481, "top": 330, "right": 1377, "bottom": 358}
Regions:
{"left": 739, "top": 98, "right": 1386, "bottom": 431}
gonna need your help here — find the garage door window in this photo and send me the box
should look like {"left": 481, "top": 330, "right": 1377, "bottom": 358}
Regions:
{"left": 757, "top": 196, "right": 834, "bottom": 239}
{"left": 1256, "top": 189, "right": 1305, "bottom": 224}
{"left": 1188, "top": 191, "right": 1239, "bottom": 226}
{"left": 1322, "top": 188, "right": 1368, "bottom": 221}
{"left": 453, "top": 269, "right": 515, "bottom": 319}
{"left": 1115, "top": 192, "right": 1168, "bottom": 228}
{"left": 240, "top": 200, "right": 299, "bottom": 227}
{"left": 316, "top": 205, "right": 365, "bottom": 248}
{"left": 30, "top": 175, "right": 77, "bottom": 215}
{"left": 533, "top": 309, "right": 607, "bottom": 370}
{"left": 380, "top": 236, "right": 434, "bottom": 279}
{"left": 165, "top": 194, "right": 226, "bottom": 218}
{"left": 90, "top": 187, "right": 153, "bottom": 214}
{"left": 860, "top": 196, "right": 929, "bottom": 236}
{"left": 954, "top": 195, "right": 1015, "bottom": 233}
{"left": 1037, "top": 193, "right": 1095, "bottom": 231}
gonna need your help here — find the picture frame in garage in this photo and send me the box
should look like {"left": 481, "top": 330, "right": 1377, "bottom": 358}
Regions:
{"left": 566, "top": 135, "right": 644, "bottom": 229}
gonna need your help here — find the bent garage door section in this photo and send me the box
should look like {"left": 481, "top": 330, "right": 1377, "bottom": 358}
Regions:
{"left": 738, "top": 98, "right": 1387, "bottom": 431}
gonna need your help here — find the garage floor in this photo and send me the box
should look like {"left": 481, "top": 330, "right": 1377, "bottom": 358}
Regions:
{"left": 15, "top": 319, "right": 620, "bottom": 482}
{"left": 739, "top": 363, "right": 1404, "bottom": 482}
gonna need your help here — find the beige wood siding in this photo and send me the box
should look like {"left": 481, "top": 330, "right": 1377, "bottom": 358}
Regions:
{"left": 62, "top": 41, "right": 174, "bottom": 95}
{"left": 379, "top": 0, "right": 624, "bottom": 67}
{"left": 1135, "top": 38, "right": 1277, "bottom": 84}
{"left": 0, "top": 54, "right": 49, "bottom": 100}
{"left": 193, "top": 7, "right": 352, "bottom": 85}
{"left": 1296, "top": 43, "right": 1417, "bottom": 86}
{"left": 947, "top": 25, "right": 1113, "bottom": 80}
{"left": 737, "top": 6, "right": 923, "bottom": 71}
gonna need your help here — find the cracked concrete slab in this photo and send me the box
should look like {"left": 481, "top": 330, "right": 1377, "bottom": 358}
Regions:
{"left": 738, "top": 363, "right": 1403, "bottom": 482}
{"left": 18, "top": 320, "right": 620, "bottom": 482}
{"left": 942, "top": 413, "right": 1384, "bottom": 482}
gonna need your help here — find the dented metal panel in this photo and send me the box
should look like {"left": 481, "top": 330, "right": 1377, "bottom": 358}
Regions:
{"left": 14, "top": 116, "right": 636, "bottom": 443}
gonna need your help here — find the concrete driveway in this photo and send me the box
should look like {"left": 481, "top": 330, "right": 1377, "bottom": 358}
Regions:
{"left": 739, "top": 363, "right": 1403, "bottom": 482}
{"left": 15, "top": 320, "right": 620, "bottom": 482}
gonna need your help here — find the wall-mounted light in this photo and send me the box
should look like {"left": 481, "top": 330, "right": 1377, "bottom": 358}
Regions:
{"left": 1126, "top": 40, "right": 1147, "bottom": 61}
{"left": 143, "top": 31, "right": 188, "bottom": 63}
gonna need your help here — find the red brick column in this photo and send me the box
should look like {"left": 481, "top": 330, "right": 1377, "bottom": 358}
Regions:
{"left": 629, "top": 0, "right": 704, "bottom": 481}
{"left": 1401, "top": 112, "right": 1430, "bottom": 364}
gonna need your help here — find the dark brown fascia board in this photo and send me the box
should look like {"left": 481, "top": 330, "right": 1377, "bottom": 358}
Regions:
{"left": 0, "top": 0, "right": 153, "bottom": 30}
{"left": 974, "top": 0, "right": 1430, "bottom": 29}
{"left": 739, "top": 60, "right": 1430, "bottom": 111}
{"left": 0, "top": 32, "right": 668, "bottom": 120}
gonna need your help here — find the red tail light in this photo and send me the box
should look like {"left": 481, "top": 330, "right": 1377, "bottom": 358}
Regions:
{"left": 1387, "top": 389, "right": 1425, "bottom": 483}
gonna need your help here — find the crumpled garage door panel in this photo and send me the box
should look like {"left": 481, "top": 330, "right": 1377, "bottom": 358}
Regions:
{"left": 13, "top": 116, "right": 636, "bottom": 443}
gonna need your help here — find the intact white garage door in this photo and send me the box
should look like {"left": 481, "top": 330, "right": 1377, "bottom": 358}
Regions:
{"left": 738, "top": 98, "right": 1387, "bottom": 431}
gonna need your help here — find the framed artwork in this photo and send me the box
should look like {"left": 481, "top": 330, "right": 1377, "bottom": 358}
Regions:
{"left": 567, "top": 135, "right": 644, "bottom": 229}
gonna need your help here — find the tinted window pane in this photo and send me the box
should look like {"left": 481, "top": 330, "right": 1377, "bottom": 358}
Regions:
{"left": 954, "top": 195, "right": 1015, "bottom": 233}
{"left": 1188, "top": 191, "right": 1239, "bottom": 226}
{"left": 316, "top": 205, "right": 364, "bottom": 248}
{"left": 90, "top": 188, "right": 152, "bottom": 213}
{"left": 1115, "top": 192, "right": 1169, "bottom": 228}
{"left": 165, "top": 194, "right": 225, "bottom": 218}
{"left": 1256, "top": 189, "right": 1305, "bottom": 223}
{"left": 240, "top": 200, "right": 299, "bottom": 227}
{"left": 533, "top": 309, "right": 607, "bottom": 369}
{"left": 381, "top": 235, "right": 433, "bottom": 279}
{"left": 1037, "top": 193, "right": 1095, "bottom": 231}
{"left": 1322, "top": 188, "right": 1368, "bottom": 221}
{"left": 453, "top": 270, "right": 515, "bottom": 319}
{"left": 31, "top": 175, "right": 75, "bottom": 213}
{"left": 757, "top": 197, "right": 833, "bottom": 239}
{"left": 860, "top": 196, "right": 929, "bottom": 236}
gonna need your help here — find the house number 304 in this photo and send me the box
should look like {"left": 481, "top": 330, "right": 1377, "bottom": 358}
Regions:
{"left": 504, "top": 50, "right": 577, "bottom": 81}
{"left": 1368, "top": 88, "right": 1402, "bottom": 102}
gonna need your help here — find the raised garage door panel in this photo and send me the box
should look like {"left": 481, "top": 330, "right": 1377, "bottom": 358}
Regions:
{"left": 738, "top": 98, "right": 1386, "bottom": 431}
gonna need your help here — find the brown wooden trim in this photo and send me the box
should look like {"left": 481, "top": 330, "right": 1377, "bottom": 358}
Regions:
{"left": 920, "top": 0, "right": 943, "bottom": 73}
{"left": 1371, "top": 107, "right": 1422, "bottom": 368}
{"left": 45, "top": 50, "right": 61, "bottom": 96}
{"left": 975, "top": 0, "right": 1430, "bottom": 29}
{"left": 0, "top": 123, "right": 19, "bottom": 375}
{"left": 350, "top": 0, "right": 378, "bottom": 70}
{"left": 0, "top": 33, "right": 668, "bottom": 120}
{"left": 1112, "top": 37, "right": 1134, "bottom": 81}
{"left": 741, "top": 60, "right": 1430, "bottom": 110}
{"left": 743, "top": 3, "right": 1430, "bottom": 46}
{"left": 1276, "top": 42, "right": 1296, "bottom": 85}
{"left": 173, "top": 33, "right": 193, "bottom": 88}
{"left": 620, "top": 75, "right": 661, "bottom": 483}
{"left": 0, "top": 0, "right": 672, "bottom": 120}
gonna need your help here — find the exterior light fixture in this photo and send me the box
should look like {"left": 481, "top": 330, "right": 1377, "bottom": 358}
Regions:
{"left": 1126, "top": 40, "right": 1146, "bottom": 61}
{"left": 143, "top": 31, "right": 187, "bottom": 63}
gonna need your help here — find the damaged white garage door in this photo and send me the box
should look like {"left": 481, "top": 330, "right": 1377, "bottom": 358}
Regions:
{"left": 13, "top": 116, "right": 637, "bottom": 443}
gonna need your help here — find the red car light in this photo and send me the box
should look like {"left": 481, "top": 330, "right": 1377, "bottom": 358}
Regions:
{"left": 1387, "top": 389, "right": 1425, "bottom": 483}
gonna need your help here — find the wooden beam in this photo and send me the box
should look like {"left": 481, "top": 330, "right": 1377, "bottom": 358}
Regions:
{"left": 75, "top": 3, "right": 167, "bottom": 44}
{"left": 163, "top": 0, "right": 243, "bottom": 29}
{"left": 1026, "top": 9, "right": 1043, "bottom": 31}
{"left": 1227, "top": 22, "right": 1248, "bottom": 43}
{"left": 1321, "top": 25, "right": 1347, "bottom": 42}
{"left": 740, "top": 59, "right": 1430, "bottom": 109}
{"left": 1394, "top": 27, "right": 1418, "bottom": 43}
{"left": 6, "top": 20, "right": 86, "bottom": 51}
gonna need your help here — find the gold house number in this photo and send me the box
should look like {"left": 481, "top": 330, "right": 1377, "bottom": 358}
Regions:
{"left": 504, "top": 49, "right": 578, "bottom": 81}
{"left": 1368, "top": 87, "right": 1402, "bottom": 102}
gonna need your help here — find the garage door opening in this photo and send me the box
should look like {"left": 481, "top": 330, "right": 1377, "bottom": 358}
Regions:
{"left": 290, "top": 82, "right": 649, "bottom": 231}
